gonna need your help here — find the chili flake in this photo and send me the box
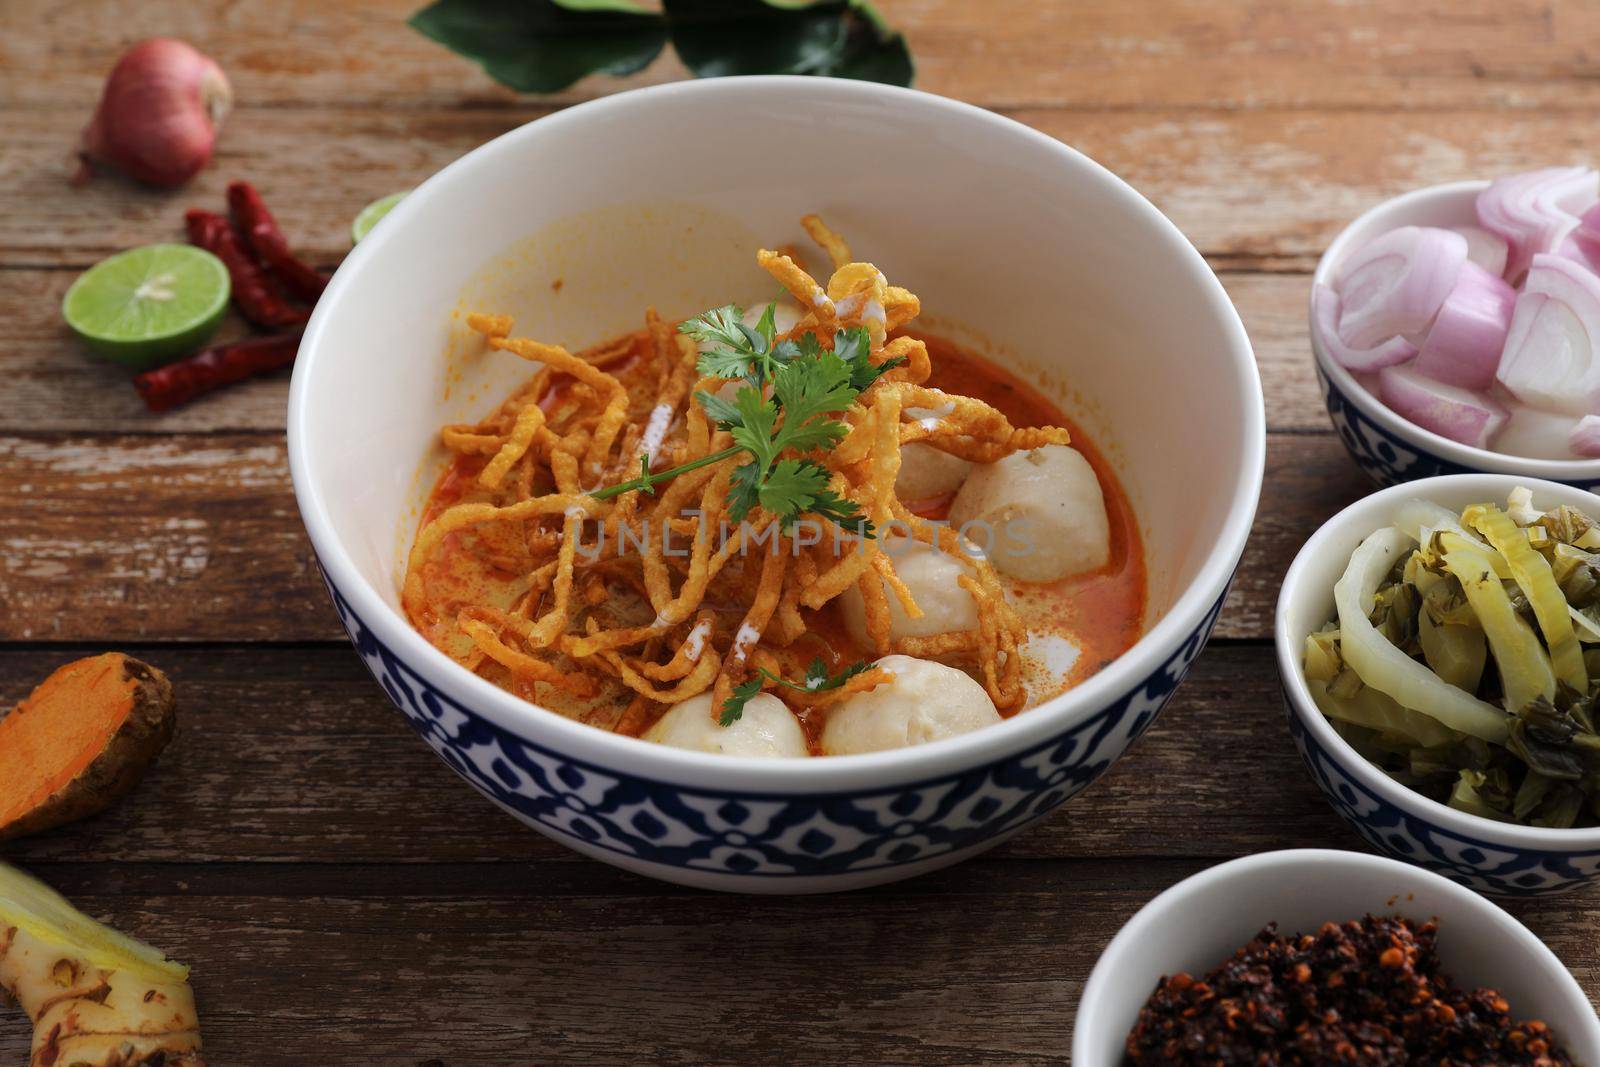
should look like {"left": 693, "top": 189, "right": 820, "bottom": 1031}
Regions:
{"left": 1123, "top": 915, "right": 1574, "bottom": 1065}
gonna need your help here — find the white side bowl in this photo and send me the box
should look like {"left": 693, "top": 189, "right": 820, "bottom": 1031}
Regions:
{"left": 1278, "top": 473, "right": 1600, "bottom": 896}
{"left": 288, "top": 76, "right": 1264, "bottom": 892}
{"left": 1074, "top": 849, "right": 1600, "bottom": 1065}
{"left": 1311, "top": 181, "right": 1600, "bottom": 491}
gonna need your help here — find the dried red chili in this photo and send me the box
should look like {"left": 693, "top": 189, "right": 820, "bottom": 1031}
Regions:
{"left": 133, "top": 330, "right": 302, "bottom": 412}
{"left": 184, "top": 208, "right": 308, "bottom": 330}
{"left": 226, "top": 180, "right": 327, "bottom": 304}
{"left": 1123, "top": 915, "right": 1574, "bottom": 1066}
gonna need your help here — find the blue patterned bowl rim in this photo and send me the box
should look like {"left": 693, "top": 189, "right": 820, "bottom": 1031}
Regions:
{"left": 286, "top": 76, "right": 1266, "bottom": 793}
{"left": 1311, "top": 179, "right": 1600, "bottom": 483}
{"left": 1275, "top": 473, "right": 1600, "bottom": 853}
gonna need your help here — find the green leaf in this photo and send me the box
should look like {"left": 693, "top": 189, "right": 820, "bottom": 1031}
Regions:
{"left": 832, "top": 325, "right": 868, "bottom": 364}
{"left": 807, "top": 486, "right": 873, "bottom": 536}
{"left": 756, "top": 656, "right": 875, "bottom": 696}
{"left": 758, "top": 458, "right": 833, "bottom": 519}
{"left": 753, "top": 300, "right": 779, "bottom": 350}
{"left": 719, "top": 676, "right": 765, "bottom": 725}
{"left": 410, "top": 0, "right": 668, "bottom": 94}
{"left": 771, "top": 346, "right": 856, "bottom": 428}
{"left": 728, "top": 389, "right": 780, "bottom": 463}
{"left": 679, "top": 304, "right": 748, "bottom": 349}
{"left": 826, "top": 5, "right": 914, "bottom": 86}
{"left": 726, "top": 461, "right": 763, "bottom": 523}
{"left": 694, "top": 388, "right": 743, "bottom": 430}
{"left": 665, "top": 0, "right": 850, "bottom": 79}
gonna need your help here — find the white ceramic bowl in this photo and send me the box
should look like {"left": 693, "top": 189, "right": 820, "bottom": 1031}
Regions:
{"left": 1073, "top": 849, "right": 1600, "bottom": 1065}
{"left": 1278, "top": 473, "right": 1600, "bottom": 896}
{"left": 1311, "top": 181, "right": 1600, "bottom": 491}
{"left": 287, "top": 76, "right": 1264, "bottom": 892}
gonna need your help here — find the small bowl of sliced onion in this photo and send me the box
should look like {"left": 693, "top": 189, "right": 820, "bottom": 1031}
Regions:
{"left": 1311, "top": 172, "right": 1600, "bottom": 490}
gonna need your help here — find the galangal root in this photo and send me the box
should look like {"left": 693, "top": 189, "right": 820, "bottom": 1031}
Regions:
{"left": 0, "top": 654, "right": 176, "bottom": 840}
{"left": 0, "top": 862, "right": 203, "bottom": 1067}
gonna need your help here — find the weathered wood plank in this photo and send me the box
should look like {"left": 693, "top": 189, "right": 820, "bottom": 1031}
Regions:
{"left": 0, "top": 643, "right": 1349, "bottom": 866}
{"left": 0, "top": 431, "right": 1366, "bottom": 643}
{"left": 3, "top": 0, "right": 1597, "bottom": 112}
{"left": 2, "top": 105, "right": 1585, "bottom": 269}
{"left": 0, "top": 855, "right": 1594, "bottom": 1067}
{"left": 0, "top": 434, "right": 326, "bottom": 642}
{"left": 0, "top": 269, "right": 1325, "bottom": 434}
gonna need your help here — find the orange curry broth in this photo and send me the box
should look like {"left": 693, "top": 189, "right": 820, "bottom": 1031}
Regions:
{"left": 411, "top": 328, "right": 1147, "bottom": 726}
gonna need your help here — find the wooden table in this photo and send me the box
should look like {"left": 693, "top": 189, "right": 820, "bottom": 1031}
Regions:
{"left": 4, "top": 2, "right": 1597, "bottom": 1062}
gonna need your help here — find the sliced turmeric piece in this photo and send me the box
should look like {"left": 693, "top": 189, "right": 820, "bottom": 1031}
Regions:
{"left": 0, "top": 861, "right": 203, "bottom": 1067}
{"left": 0, "top": 654, "right": 176, "bottom": 840}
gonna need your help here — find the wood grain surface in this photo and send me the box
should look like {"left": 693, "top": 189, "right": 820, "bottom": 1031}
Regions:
{"left": 3, "top": 2, "right": 1596, "bottom": 1064}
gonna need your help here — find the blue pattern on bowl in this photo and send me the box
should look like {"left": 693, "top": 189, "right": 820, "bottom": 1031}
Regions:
{"left": 320, "top": 571, "right": 1228, "bottom": 881}
{"left": 1287, "top": 699, "right": 1600, "bottom": 896}
{"left": 1318, "top": 364, "right": 1600, "bottom": 492}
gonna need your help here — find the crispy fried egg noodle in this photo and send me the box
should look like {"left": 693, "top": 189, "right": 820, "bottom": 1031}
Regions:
{"left": 402, "top": 216, "right": 1079, "bottom": 752}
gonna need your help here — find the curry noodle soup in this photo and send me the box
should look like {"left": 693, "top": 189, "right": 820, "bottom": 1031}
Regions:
{"left": 402, "top": 217, "right": 1146, "bottom": 758}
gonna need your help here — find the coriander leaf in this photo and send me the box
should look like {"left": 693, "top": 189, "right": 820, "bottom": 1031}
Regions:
{"left": 679, "top": 304, "right": 747, "bottom": 350}
{"left": 727, "top": 389, "right": 781, "bottom": 468}
{"left": 832, "top": 325, "right": 870, "bottom": 365}
{"left": 832, "top": 326, "right": 903, "bottom": 391}
{"left": 756, "top": 656, "right": 875, "bottom": 697}
{"left": 772, "top": 347, "right": 855, "bottom": 421}
{"left": 848, "top": 353, "right": 905, "bottom": 393}
{"left": 726, "top": 461, "right": 763, "bottom": 523}
{"left": 771, "top": 330, "right": 822, "bottom": 365}
{"left": 758, "top": 458, "right": 833, "bottom": 521}
{"left": 807, "top": 487, "right": 873, "bottom": 537}
{"left": 736, "top": 321, "right": 768, "bottom": 354}
{"left": 697, "top": 346, "right": 756, "bottom": 382}
{"left": 719, "top": 675, "right": 765, "bottom": 726}
{"left": 753, "top": 300, "right": 779, "bottom": 349}
{"left": 694, "top": 388, "right": 743, "bottom": 430}
{"left": 410, "top": 0, "right": 668, "bottom": 94}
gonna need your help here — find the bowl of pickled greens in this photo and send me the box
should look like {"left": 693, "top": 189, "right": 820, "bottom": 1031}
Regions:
{"left": 1276, "top": 474, "right": 1600, "bottom": 895}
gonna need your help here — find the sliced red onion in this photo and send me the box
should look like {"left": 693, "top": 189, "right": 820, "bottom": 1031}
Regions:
{"left": 1453, "top": 224, "right": 1509, "bottom": 278}
{"left": 1410, "top": 260, "right": 1516, "bottom": 391}
{"left": 1497, "top": 253, "right": 1600, "bottom": 416}
{"left": 1378, "top": 365, "right": 1508, "bottom": 449}
{"left": 1561, "top": 202, "right": 1600, "bottom": 273}
{"left": 1476, "top": 166, "right": 1598, "bottom": 282}
{"left": 1571, "top": 415, "right": 1600, "bottom": 457}
{"left": 1335, "top": 226, "right": 1467, "bottom": 349}
{"left": 1311, "top": 282, "right": 1417, "bottom": 372}
{"left": 1497, "top": 405, "right": 1588, "bottom": 461}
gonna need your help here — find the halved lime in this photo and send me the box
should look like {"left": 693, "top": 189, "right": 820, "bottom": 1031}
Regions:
{"left": 62, "top": 244, "right": 230, "bottom": 368}
{"left": 351, "top": 191, "right": 408, "bottom": 244}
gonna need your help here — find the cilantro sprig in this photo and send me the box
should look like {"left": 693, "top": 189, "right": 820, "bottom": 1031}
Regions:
{"left": 720, "top": 657, "right": 875, "bottom": 725}
{"left": 592, "top": 301, "right": 904, "bottom": 536}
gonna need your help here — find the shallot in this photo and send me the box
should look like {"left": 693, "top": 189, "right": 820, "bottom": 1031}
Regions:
{"left": 1476, "top": 166, "right": 1597, "bottom": 283}
{"left": 1411, "top": 261, "right": 1515, "bottom": 391}
{"left": 1311, "top": 283, "right": 1416, "bottom": 372}
{"left": 1497, "top": 254, "right": 1600, "bottom": 416}
{"left": 1564, "top": 202, "right": 1600, "bottom": 274}
{"left": 1378, "top": 365, "right": 1509, "bottom": 449}
{"left": 1453, "top": 225, "right": 1510, "bottom": 278}
{"left": 1336, "top": 226, "right": 1466, "bottom": 349}
{"left": 76, "top": 39, "right": 231, "bottom": 188}
{"left": 1570, "top": 415, "right": 1600, "bottom": 458}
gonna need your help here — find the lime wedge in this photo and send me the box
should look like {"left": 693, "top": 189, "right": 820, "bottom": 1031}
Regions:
{"left": 62, "top": 244, "right": 230, "bottom": 368}
{"left": 352, "top": 191, "right": 408, "bottom": 244}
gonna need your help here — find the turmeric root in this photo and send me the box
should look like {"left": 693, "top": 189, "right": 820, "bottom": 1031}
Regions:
{"left": 0, "top": 654, "right": 176, "bottom": 840}
{"left": 0, "top": 862, "right": 203, "bottom": 1067}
